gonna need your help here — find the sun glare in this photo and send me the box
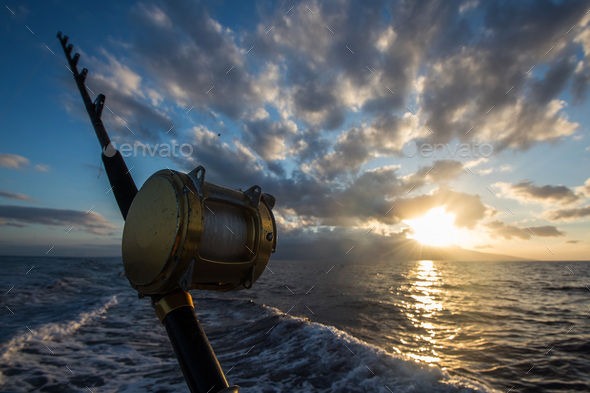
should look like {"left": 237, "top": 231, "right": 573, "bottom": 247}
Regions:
{"left": 404, "top": 207, "right": 458, "bottom": 247}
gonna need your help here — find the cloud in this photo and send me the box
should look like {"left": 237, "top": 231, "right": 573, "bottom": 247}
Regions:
{"left": 0, "top": 205, "right": 117, "bottom": 235}
{"left": 34, "top": 164, "right": 50, "bottom": 172}
{"left": 417, "top": 1, "right": 586, "bottom": 149}
{"left": 0, "top": 154, "right": 29, "bottom": 169}
{"left": 486, "top": 220, "right": 565, "bottom": 240}
{"left": 547, "top": 205, "right": 590, "bottom": 220}
{"left": 0, "top": 190, "right": 37, "bottom": 202}
{"left": 494, "top": 180, "right": 579, "bottom": 205}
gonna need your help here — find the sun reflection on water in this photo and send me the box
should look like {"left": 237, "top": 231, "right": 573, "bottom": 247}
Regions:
{"left": 404, "top": 260, "right": 444, "bottom": 364}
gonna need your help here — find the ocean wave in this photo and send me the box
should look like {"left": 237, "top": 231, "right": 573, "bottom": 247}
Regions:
{"left": 0, "top": 295, "right": 119, "bottom": 384}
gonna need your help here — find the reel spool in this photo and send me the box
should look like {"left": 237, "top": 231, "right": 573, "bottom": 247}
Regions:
{"left": 122, "top": 166, "right": 276, "bottom": 295}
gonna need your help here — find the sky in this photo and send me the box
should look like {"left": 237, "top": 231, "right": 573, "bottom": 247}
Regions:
{"left": 0, "top": 0, "right": 589, "bottom": 260}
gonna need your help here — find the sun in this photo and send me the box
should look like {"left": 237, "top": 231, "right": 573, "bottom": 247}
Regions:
{"left": 403, "top": 207, "right": 458, "bottom": 247}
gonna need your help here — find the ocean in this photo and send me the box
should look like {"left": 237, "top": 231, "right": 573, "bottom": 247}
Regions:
{"left": 1, "top": 256, "right": 588, "bottom": 393}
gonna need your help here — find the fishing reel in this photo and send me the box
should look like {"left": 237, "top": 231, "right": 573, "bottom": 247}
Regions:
{"left": 122, "top": 166, "right": 277, "bottom": 297}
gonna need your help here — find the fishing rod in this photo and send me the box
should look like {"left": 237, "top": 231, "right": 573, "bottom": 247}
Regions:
{"left": 57, "top": 32, "right": 277, "bottom": 393}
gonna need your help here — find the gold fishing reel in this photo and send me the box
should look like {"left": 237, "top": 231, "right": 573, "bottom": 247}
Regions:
{"left": 121, "top": 166, "right": 276, "bottom": 295}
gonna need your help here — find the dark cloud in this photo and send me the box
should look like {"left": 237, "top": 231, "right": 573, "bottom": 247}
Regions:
{"left": 0, "top": 190, "right": 37, "bottom": 202}
{"left": 496, "top": 180, "right": 579, "bottom": 205}
{"left": 486, "top": 220, "right": 565, "bottom": 240}
{"left": 547, "top": 205, "right": 590, "bottom": 220}
{"left": 0, "top": 205, "right": 117, "bottom": 235}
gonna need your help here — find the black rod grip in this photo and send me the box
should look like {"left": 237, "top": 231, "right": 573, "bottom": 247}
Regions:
{"left": 162, "top": 306, "right": 238, "bottom": 393}
{"left": 101, "top": 151, "right": 137, "bottom": 220}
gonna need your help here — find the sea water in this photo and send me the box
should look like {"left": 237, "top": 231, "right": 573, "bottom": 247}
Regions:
{"left": 1, "top": 256, "right": 588, "bottom": 392}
